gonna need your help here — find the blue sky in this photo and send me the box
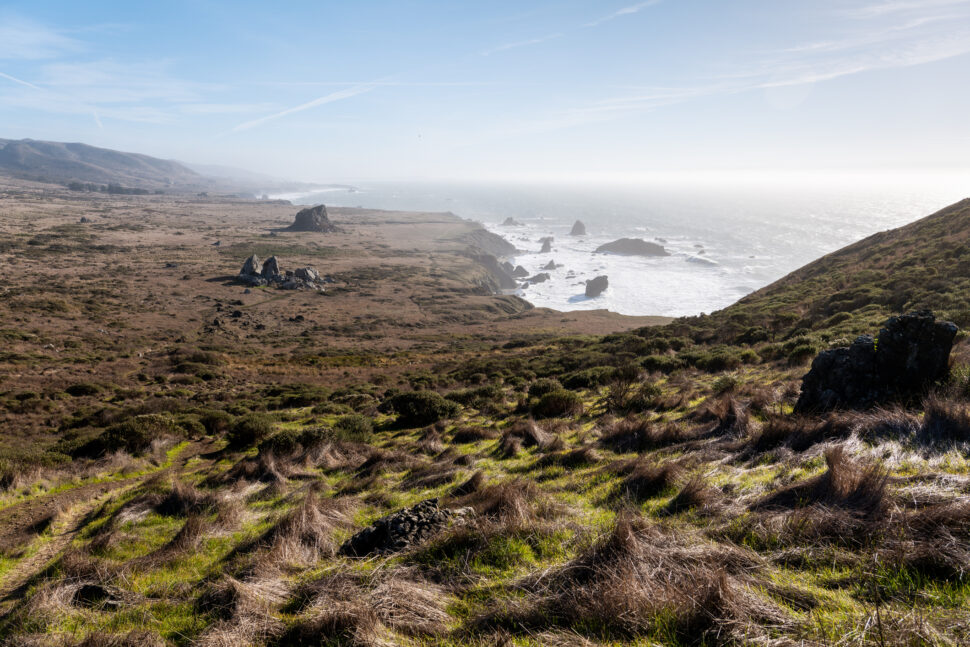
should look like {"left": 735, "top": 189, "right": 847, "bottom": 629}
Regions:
{"left": 1, "top": 0, "right": 969, "bottom": 181}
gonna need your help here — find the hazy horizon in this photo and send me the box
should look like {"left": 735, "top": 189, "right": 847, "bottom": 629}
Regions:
{"left": 1, "top": 1, "right": 969, "bottom": 184}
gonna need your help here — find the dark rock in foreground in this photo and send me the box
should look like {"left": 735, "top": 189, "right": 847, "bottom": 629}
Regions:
{"left": 287, "top": 204, "right": 336, "bottom": 232}
{"left": 796, "top": 310, "right": 958, "bottom": 412}
{"left": 237, "top": 254, "right": 326, "bottom": 290}
{"left": 570, "top": 220, "right": 586, "bottom": 236}
{"left": 340, "top": 499, "right": 459, "bottom": 556}
{"left": 585, "top": 275, "right": 609, "bottom": 298}
{"left": 595, "top": 238, "right": 669, "bottom": 257}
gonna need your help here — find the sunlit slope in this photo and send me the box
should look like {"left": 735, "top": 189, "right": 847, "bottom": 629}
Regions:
{"left": 677, "top": 197, "right": 970, "bottom": 343}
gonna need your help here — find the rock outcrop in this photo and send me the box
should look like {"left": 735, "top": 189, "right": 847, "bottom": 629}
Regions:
{"left": 570, "top": 220, "right": 586, "bottom": 236}
{"left": 595, "top": 238, "right": 669, "bottom": 257}
{"left": 585, "top": 275, "right": 609, "bottom": 298}
{"left": 458, "top": 228, "right": 518, "bottom": 257}
{"left": 286, "top": 204, "right": 336, "bottom": 232}
{"left": 237, "top": 254, "right": 326, "bottom": 290}
{"left": 340, "top": 499, "right": 459, "bottom": 556}
{"left": 526, "top": 273, "right": 551, "bottom": 284}
{"left": 512, "top": 265, "right": 529, "bottom": 278}
{"left": 795, "top": 310, "right": 958, "bottom": 412}
{"left": 542, "top": 260, "right": 561, "bottom": 270}
{"left": 539, "top": 237, "right": 553, "bottom": 254}
{"left": 501, "top": 217, "right": 523, "bottom": 226}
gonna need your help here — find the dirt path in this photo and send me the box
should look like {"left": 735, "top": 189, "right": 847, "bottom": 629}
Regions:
{"left": 0, "top": 440, "right": 217, "bottom": 613}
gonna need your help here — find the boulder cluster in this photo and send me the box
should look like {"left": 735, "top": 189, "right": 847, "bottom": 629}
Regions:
{"left": 340, "top": 499, "right": 461, "bottom": 556}
{"left": 237, "top": 254, "right": 326, "bottom": 290}
{"left": 796, "top": 310, "right": 958, "bottom": 412}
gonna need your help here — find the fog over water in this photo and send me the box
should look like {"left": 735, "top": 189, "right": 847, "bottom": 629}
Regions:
{"left": 284, "top": 177, "right": 969, "bottom": 317}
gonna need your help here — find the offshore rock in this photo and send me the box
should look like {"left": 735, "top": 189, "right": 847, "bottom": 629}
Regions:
{"left": 585, "top": 275, "right": 609, "bottom": 298}
{"left": 595, "top": 238, "right": 669, "bottom": 257}
{"left": 570, "top": 220, "right": 586, "bottom": 236}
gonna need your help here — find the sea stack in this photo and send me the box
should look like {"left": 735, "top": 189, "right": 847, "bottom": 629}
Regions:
{"left": 539, "top": 237, "right": 553, "bottom": 253}
{"left": 570, "top": 220, "right": 587, "bottom": 236}
{"left": 585, "top": 275, "right": 608, "bottom": 297}
{"left": 287, "top": 204, "right": 336, "bottom": 232}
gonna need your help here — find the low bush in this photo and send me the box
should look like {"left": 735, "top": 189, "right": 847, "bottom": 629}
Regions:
{"left": 333, "top": 414, "right": 374, "bottom": 441}
{"left": 226, "top": 413, "right": 276, "bottom": 448}
{"left": 385, "top": 391, "right": 460, "bottom": 427}
{"left": 532, "top": 389, "right": 584, "bottom": 418}
{"left": 527, "top": 378, "right": 563, "bottom": 399}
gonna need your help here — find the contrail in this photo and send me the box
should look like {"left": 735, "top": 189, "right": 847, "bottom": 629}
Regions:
{"left": 232, "top": 83, "right": 377, "bottom": 132}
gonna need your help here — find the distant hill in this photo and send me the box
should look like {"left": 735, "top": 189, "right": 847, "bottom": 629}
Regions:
{"left": 0, "top": 138, "right": 204, "bottom": 189}
{"left": 672, "top": 197, "right": 970, "bottom": 344}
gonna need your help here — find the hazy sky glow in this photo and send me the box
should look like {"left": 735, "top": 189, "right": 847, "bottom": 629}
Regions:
{"left": 1, "top": 0, "right": 969, "bottom": 182}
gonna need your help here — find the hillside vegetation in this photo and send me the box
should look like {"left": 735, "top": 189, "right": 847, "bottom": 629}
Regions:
{"left": 0, "top": 188, "right": 968, "bottom": 646}
{"left": 0, "top": 139, "right": 203, "bottom": 189}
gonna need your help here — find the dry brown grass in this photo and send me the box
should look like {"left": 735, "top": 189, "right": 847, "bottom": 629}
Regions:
{"left": 598, "top": 416, "right": 690, "bottom": 452}
{"left": 451, "top": 478, "right": 561, "bottom": 526}
{"left": 473, "top": 513, "right": 786, "bottom": 644}
{"left": 614, "top": 459, "right": 683, "bottom": 502}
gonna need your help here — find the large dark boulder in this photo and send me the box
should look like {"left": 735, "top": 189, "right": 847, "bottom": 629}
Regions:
{"left": 595, "top": 238, "right": 669, "bottom": 257}
{"left": 585, "top": 275, "right": 609, "bottom": 298}
{"left": 795, "top": 311, "right": 958, "bottom": 412}
{"left": 570, "top": 220, "right": 586, "bottom": 236}
{"left": 287, "top": 204, "right": 336, "bottom": 232}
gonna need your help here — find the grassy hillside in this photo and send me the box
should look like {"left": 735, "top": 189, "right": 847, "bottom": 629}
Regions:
{"left": 0, "top": 139, "right": 203, "bottom": 189}
{"left": 673, "top": 197, "right": 970, "bottom": 346}
{"left": 0, "top": 188, "right": 969, "bottom": 646}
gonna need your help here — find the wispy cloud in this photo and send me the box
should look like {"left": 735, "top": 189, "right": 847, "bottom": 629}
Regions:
{"left": 844, "top": 0, "right": 970, "bottom": 18}
{"left": 481, "top": 33, "right": 563, "bottom": 56}
{"left": 0, "top": 14, "right": 80, "bottom": 60}
{"left": 231, "top": 83, "right": 377, "bottom": 132}
{"left": 0, "top": 69, "right": 43, "bottom": 90}
{"left": 584, "top": 0, "right": 663, "bottom": 27}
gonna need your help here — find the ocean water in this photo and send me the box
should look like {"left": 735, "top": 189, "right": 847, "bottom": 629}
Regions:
{"left": 279, "top": 177, "right": 968, "bottom": 317}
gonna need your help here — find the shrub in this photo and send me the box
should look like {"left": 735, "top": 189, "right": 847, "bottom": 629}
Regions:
{"left": 65, "top": 382, "right": 102, "bottom": 397}
{"left": 528, "top": 378, "right": 563, "bottom": 399}
{"left": 386, "top": 391, "right": 460, "bottom": 427}
{"left": 641, "top": 354, "right": 685, "bottom": 374}
{"left": 198, "top": 409, "right": 234, "bottom": 435}
{"left": 562, "top": 367, "right": 616, "bottom": 390}
{"left": 226, "top": 413, "right": 275, "bottom": 448}
{"left": 333, "top": 414, "right": 374, "bottom": 441}
{"left": 76, "top": 414, "right": 182, "bottom": 457}
{"left": 532, "top": 389, "right": 584, "bottom": 418}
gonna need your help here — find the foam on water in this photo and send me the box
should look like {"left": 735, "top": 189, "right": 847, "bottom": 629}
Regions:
{"left": 279, "top": 178, "right": 968, "bottom": 316}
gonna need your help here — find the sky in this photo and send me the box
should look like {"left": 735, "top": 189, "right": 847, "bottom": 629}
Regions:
{"left": 0, "top": 0, "right": 969, "bottom": 182}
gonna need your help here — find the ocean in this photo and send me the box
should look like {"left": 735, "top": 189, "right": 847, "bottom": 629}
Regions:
{"left": 278, "top": 176, "right": 968, "bottom": 317}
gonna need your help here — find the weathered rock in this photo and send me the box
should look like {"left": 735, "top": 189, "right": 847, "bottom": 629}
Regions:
{"left": 585, "top": 275, "right": 609, "bottom": 297}
{"left": 542, "top": 260, "right": 560, "bottom": 271}
{"left": 466, "top": 250, "right": 518, "bottom": 290}
{"left": 795, "top": 310, "right": 958, "bottom": 412}
{"left": 340, "top": 499, "right": 454, "bottom": 556}
{"left": 240, "top": 254, "right": 262, "bottom": 276}
{"left": 501, "top": 217, "right": 523, "bottom": 226}
{"left": 512, "top": 265, "right": 529, "bottom": 278}
{"left": 527, "top": 273, "right": 551, "bottom": 284}
{"left": 595, "top": 238, "right": 669, "bottom": 257}
{"left": 261, "top": 256, "right": 282, "bottom": 279}
{"left": 294, "top": 267, "right": 320, "bottom": 282}
{"left": 539, "top": 237, "right": 553, "bottom": 254}
{"left": 79, "top": 216, "right": 91, "bottom": 224}
{"left": 287, "top": 204, "right": 336, "bottom": 232}
{"left": 570, "top": 220, "right": 586, "bottom": 236}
